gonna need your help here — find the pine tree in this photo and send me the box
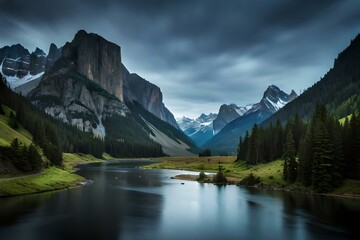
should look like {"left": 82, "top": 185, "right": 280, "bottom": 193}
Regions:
{"left": 0, "top": 104, "right": 4, "bottom": 115}
{"left": 236, "top": 137, "right": 243, "bottom": 161}
{"left": 247, "top": 124, "right": 261, "bottom": 165}
{"left": 8, "top": 111, "right": 18, "bottom": 129}
{"left": 283, "top": 131, "right": 297, "bottom": 183}
{"left": 298, "top": 123, "right": 313, "bottom": 186}
{"left": 28, "top": 143, "right": 43, "bottom": 171}
{"left": 312, "top": 108, "right": 335, "bottom": 192}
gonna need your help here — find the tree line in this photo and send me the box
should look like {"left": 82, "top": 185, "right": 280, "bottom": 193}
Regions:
{"left": 237, "top": 104, "right": 359, "bottom": 192}
{"left": 0, "top": 138, "right": 42, "bottom": 173}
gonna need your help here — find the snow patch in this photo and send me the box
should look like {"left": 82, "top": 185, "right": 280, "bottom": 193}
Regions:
{"left": 265, "top": 97, "right": 286, "bottom": 111}
{"left": 93, "top": 116, "right": 106, "bottom": 139}
{"left": 1, "top": 58, "right": 44, "bottom": 89}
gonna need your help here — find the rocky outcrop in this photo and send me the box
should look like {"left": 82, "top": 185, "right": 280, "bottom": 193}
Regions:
{"left": 29, "top": 48, "right": 46, "bottom": 75}
{"left": 213, "top": 103, "right": 253, "bottom": 134}
{"left": 0, "top": 44, "right": 31, "bottom": 78}
{"left": 122, "top": 64, "right": 179, "bottom": 128}
{"left": 62, "top": 30, "right": 123, "bottom": 101}
{"left": 28, "top": 68, "right": 129, "bottom": 138}
{"left": 45, "top": 43, "right": 61, "bottom": 72}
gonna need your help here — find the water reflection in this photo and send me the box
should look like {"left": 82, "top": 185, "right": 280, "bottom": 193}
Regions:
{"left": 0, "top": 160, "right": 359, "bottom": 240}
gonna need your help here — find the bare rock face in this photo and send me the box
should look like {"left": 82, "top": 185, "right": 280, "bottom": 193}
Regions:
{"left": 45, "top": 43, "right": 61, "bottom": 72}
{"left": 29, "top": 48, "right": 46, "bottom": 75}
{"left": 0, "top": 44, "right": 46, "bottom": 78}
{"left": 28, "top": 68, "right": 129, "bottom": 137}
{"left": 62, "top": 30, "right": 123, "bottom": 101}
{"left": 122, "top": 64, "right": 179, "bottom": 128}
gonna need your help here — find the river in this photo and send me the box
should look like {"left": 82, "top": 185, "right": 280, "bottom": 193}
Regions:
{"left": 0, "top": 160, "right": 359, "bottom": 240}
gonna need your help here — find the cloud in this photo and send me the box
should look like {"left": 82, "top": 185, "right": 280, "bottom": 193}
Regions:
{"left": 1, "top": 0, "right": 360, "bottom": 118}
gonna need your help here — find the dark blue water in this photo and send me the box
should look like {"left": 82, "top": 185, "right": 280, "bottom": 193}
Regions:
{"left": 0, "top": 160, "right": 359, "bottom": 240}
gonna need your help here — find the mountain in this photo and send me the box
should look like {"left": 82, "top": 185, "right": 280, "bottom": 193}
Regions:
{"left": 177, "top": 113, "right": 217, "bottom": 146}
{"left": 0, "top": 31, "right": 178, "bottom": 129}
{"left": 262, "top": 34, "right": 360, "bottom": 126}
{"left": 122, "top": 65, "right": 179, "bottom": 128}
{"left": 204, "top": 85, "right": 297, "bottom": 154}
{"left": 2, "top": 30, "right": 195, "bottom": 157}
{"left": 0, "top": 44, "right": 45, "bottom": 89}
{"left": 213, "top": 103, "right": 253, "bottom": 134}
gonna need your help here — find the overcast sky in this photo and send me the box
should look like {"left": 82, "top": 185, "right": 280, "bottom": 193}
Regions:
{"left": 1, "top": 0, "right": 360, "bottom": 118}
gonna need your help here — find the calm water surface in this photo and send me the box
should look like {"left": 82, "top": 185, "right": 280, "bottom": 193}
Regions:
{"left": 0, "top": 160, "right": 359, "bottom": 240}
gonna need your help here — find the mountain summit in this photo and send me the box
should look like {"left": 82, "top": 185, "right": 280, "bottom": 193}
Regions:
{"left": 203, "top": 85, "right": 297, "bottom": 154}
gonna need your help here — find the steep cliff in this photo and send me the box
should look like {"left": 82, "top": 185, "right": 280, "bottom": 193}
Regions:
{"left": 28, "top": 67, "right": 129, "bottom": 138}
{"left": 45, "top": 43, "right": 61, "bottom": 72}
{"left": 62, "top": 30, "right": 123, "bottom": 101}
{"left": 122, "top": 64, "right": 179, "bottom": 128}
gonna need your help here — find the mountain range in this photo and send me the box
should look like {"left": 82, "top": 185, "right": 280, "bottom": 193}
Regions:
{"left": 178, "top": 85, "right": 297, "bottom": 150}
{"left": 0, "top": 30, "right": 196, "bottom": 157}
{"left": 2, "top": 30, "right": 360, "bottom": 157}
{"left": 203, "top": 85, "right": 297, "bottom": 154}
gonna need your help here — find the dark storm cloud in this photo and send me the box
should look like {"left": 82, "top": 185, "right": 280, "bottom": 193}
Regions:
{"left": 1, "top": 0, "right": 360, "bottom": 118}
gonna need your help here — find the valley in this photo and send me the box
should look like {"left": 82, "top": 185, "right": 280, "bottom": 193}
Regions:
{"left": 1, "top": 1, "right": 360, "bottom": 238}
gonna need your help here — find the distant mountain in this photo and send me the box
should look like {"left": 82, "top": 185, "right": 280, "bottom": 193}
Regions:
{"left": 177, "top": 113, "right": 217, "bottom": 146}
{"left": 213, "top": 103, "right": 253, "bottom": 134}
{"left": 0, "top": 44, "right": 47, "bottom": 89}
{"left": 204, "top": 85, "right": 297, "bottom": 154}
{"left": 2, "top": 30, "right": 194, "bottom": 157}
{"left": 262, "top": 34, "right": 360, "bottom": 126}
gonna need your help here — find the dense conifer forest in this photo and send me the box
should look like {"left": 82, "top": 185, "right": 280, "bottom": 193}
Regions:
{"left": 237, "top": 105, "right": 360, "bottom": 192}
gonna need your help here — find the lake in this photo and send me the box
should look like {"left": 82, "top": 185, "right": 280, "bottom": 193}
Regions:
{"left": 0, "top": 160, "right": 359, "bottom": 240}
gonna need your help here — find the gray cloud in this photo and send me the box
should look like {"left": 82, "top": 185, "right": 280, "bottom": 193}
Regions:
{"left": 1, "top": 0, "right": 360, "bottom": 118}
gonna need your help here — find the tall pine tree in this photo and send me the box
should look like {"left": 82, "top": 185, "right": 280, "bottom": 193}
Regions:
{"left": 283, "top": 131, "right": 297, "bottom": 183}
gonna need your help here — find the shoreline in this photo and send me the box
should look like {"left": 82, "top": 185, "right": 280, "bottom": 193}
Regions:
{"left": 0, "top": 153, "right": 105, "bottom": 198}
{"left": 172, "top": 172, "right": 360, "bottom": 200}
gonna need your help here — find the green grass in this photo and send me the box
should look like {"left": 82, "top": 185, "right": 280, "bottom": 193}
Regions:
{"left": 333, "top": 179, "right": 360, "bottom": 195}
{"left": 102, "top": 153, "right": 114, "bottom": 160}
{"left": 62, "top": 153, "right": 104, "bottom": 172}
{"left": 0, "top": 104, "right": 32, "bottom": 146}
{"left": 143, "top": 156, "right": 285, "bottom": 185}
{"left": 0, "top": 167, "right": 84, "bottom": 197}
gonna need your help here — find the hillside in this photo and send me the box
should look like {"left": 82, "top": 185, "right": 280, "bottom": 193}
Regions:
{"left": 0, "top": 105, "right": 32, "bottom": 147}
{"left": 263, "top": 34, "right": 360, "bottom": 126}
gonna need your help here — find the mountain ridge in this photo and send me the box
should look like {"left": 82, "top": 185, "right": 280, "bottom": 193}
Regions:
{"left": 203, "top": 85, "right": 297, "bottom": 154}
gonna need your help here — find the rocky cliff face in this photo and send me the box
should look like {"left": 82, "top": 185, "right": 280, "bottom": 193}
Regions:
{"left": 0, "top": 45, "right": 47, "bottom": 77}
{"left": 45, "top": 43, "right": 61, "bottom": 72}
{"left": 122, "top": 64, "right": 179, "bottom": 128}
{"left": 62, "top": 30, "right": 123, "bottom": 101}
{"left": 28, "top": 68, "right": 129, "bottom": 138}
{"left": 213, "top": 103, "right": 253, "bottom": 134}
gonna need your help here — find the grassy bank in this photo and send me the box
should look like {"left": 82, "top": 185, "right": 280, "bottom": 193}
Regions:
{"left": 0, "top": 167, "right": 83, "bottom": 197}
{"left": 143, "top": 156, "right": 285, "bottom": 185}
{"left": 62, "top": 153, "right": 104, "bottom": 172}
{"left": 144, "top": 156, "right": 360, "bottom": 196}
{"left": 0, "top": 153, "right": 105, "bottom": 198}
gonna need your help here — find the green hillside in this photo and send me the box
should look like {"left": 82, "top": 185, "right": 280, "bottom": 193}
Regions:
{"left": 0, "top": 104, "right": 32, "bottom": 147}
{"left": 263, "top": 34, "right": 360, "bottom": 126}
